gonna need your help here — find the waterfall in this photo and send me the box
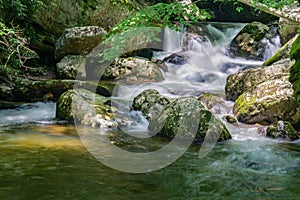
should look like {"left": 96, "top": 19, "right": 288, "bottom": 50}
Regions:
{"left": 163, "top": 27, "right": 186, "bottom": 53}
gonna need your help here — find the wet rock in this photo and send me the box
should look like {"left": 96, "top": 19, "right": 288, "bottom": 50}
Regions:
{"left": 56, "top": 55, "right": 86, "bottom": 79}
{"left": 228, "top": 21, "right": 269, "bottom": 60}
{"left": 56, "top": 89, "right": 117, "bottom": 128}
{"left": 148, "top": 96, "right": 231, "bottom": 143}
{"left": 225, "top": 59, "right": 293, "bottom": 101}
{"left": 132, "top": 89, "right": 171, "bottom": 120}
{"left": 102, "top": 57, "right": 164, "bottom": 83}
{"left": 233, "top": 74, "right": 298, "bottom": 125}
{"left": 55, "top": 26, "right": 106, "bottom": 60}
{"left": 163, "top": 52, "right": 189, "bottom": 65}
{"left": 266, "top": 121, "right": 299, "bottom": 140}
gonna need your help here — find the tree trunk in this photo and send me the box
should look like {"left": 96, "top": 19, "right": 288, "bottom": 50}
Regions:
{"left": 237, "top": 0, "right": 300, "bottom": 23}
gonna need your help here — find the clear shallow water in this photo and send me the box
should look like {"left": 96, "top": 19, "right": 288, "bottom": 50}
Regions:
{"left": 0, "top": 123, "right": 300, "bottom": 200}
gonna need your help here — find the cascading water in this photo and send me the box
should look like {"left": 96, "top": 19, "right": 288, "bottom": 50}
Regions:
{"left": 0, "top": 102, "right": 56, "bottom": 126}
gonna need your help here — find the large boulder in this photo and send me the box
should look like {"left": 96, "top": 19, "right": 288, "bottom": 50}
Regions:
{"left": 56, "top": 89, "right": 117, "bottom": 128}
{"left": 233, "top": 74, "right": 298, "bottom": 125}
{"left": 228, "top": 21, "right": 269, "bottom": 60}
{"left": 56, "top": 55, "right": 86, "bottom": 79}
{"left": 225, "top": 59, "right": 293, "bottom": 101}
{"left": 266, "top": 121, "right": 299, "bottom": 141}
{"left": 55, "top": 26, "right": 106, "bottom": 60}
{"left": 102, "top": 57, "right": 164, "bottom": 83}
{"left": 148, "top": 96, "right": 231, "bottom": 143}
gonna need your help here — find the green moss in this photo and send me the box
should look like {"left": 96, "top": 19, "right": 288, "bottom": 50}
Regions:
{"left": 290, "top": 34, "right": 300, "bottom": 60}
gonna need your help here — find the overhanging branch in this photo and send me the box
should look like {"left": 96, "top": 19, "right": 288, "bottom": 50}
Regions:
{"left": 237, "top": 0, "right": 300, "bottom": 23}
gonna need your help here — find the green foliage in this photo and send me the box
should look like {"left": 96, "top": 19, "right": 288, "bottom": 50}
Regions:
{"left": 105, "top": 2, "right": 211, "bottom": 39}
{"left": 0, "top": 21, "right": 38, "bottom": 81}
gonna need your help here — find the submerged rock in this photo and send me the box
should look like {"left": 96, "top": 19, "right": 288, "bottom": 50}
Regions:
{"left": 55, "top": 26, "right": 106, "bottom": 60}
{"left": 56, "top": 89, "right": 117, "bottom": 128}
{"left": 56, "top": 55, "right": 86, "bottom": 79}
{"left": 228, "top": 21, "right": 269, "bottom": 60}
{"left": 233, "top": 74, "right": 298, "bottom": 125}
{"left": 266, "top": 121, "right": 299, "bottom": 140}
{"left": 102, "top": 57, "right": 164, "bottom": 83}
{"left": 225, "top": 60, "right": 293, "bottom": 101}
{"left": 148, "top": 96, "right": 231, "bottom": 143}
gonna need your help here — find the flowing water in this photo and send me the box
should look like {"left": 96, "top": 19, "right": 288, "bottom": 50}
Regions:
{"left": 1, "top": 23, "right": 300, "bottom": 199}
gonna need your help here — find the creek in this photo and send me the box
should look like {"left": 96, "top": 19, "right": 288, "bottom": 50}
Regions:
{"left": 0, "top": 23, "right": 299, "bottom": 199}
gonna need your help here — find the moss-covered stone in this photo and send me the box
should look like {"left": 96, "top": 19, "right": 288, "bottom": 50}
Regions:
{"left": 266, "top": 121, "right": 299, "bottom": 140}
{"left": 233, "top": 74, "right": 298, "bottom": 125}
{"left": 148, "top": 96, "right": 231, "bottom": 143}
{"left": 56, "top": 89, "right": 117, "bottom": 128}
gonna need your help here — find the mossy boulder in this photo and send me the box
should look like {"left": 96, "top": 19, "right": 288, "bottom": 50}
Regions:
{"left": 56, "top": 89, "right": 117, "bottom": 128}
{"left": 102, "top": 57, "right": 164, "bottom": 83}
{"left": 233, "top": 74, "right": 298, "bottom": 125}
{"left": 148, "top": 96, "right": 231, "bottom": 143}
{"left": 132, "top": 89, "right": 171, "bottom": 120}
{"left": 56, "top": 55, "right": 86, "bottom": 79}
{"left": 228, "top": 21, "right": 269, "bottom": 60}
{"left": 225, "top": 60, "right": 292, "bottom": 101}
{"left": 266, "top": 121, "right": 299, "bottom": 141}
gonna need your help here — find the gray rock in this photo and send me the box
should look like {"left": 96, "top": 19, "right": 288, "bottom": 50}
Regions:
{"left": 56, "top": 55, "right": 86, "bottom": 79}
{"left": 233, "top": 74, "right": 298, "bottom": 125}
{"left": 102, "top": 57, "right": 164, "bottom": 83}
{"left": 225, "top": 59, "right": 293, "bottom": 101}
{"left": 55, "top": 26, "right": 106, "bottom": 60}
